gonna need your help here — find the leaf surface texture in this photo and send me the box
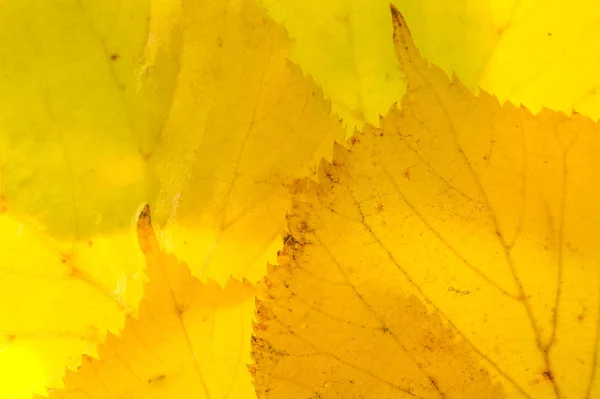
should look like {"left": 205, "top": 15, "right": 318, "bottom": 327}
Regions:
{"left": 0, "top": 1, "right": 152, "bottom": 396}
{"left": 259, "top": 0, "right": 600, "bottom": 128}
{"left": 49, "top": 206, "right": 256, "bottom": 399}
{"left": 0, "top": 0, "right": 342, "bottom": 395}
{"left": 150, "top": 0, "right": 344, "bottom": 285}
{"left": 252, "top": 8, "right": 600, "bottom": 398}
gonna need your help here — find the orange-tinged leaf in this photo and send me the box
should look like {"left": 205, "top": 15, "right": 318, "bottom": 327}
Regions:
{"left": 150, "top": 0, "right": 344, "bottom": 285}
{"left": 252, "top": 7, "right": 600, "bottom": 398}
{"left": 49, "top": 205, "right": 256, "bottom": 399}
{"left": 253, "top": 253, "right": 504, "bottom": 398}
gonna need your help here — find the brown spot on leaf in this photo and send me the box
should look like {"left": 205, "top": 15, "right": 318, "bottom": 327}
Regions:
{"left": 283, "top": 233, "right": 298, "bottom": 247}
{"left": 110, "top": 53, "right": 120, "bottom": 61}
{"left": 448, "top": 287, "right": 471, "bottom": 295}
{"left": 288, "top": 178, "right": 307, "bottom": 195}
{"left": 299, "top": 220, "right": 312, "bottom": 233}
{"left": 147, "top": 373, "right": 166, "bottom": 383}
{"left": 542, "top": 369, "right": 554, "bottom": 382}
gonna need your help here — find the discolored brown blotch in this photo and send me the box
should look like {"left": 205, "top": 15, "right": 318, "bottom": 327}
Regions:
{"left": 542, "top": 369, "right": 554, "bottom": 383}
{"left": 288, "top": 178, "right": 308, "bottom": 195}
{"left": 147, "top": 372, "right": 166, "bottom": 384}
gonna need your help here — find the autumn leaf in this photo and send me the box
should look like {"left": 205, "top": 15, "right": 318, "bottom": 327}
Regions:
{"left": 258, "top": 0, "right": 405, "bottom": 129}
{"left": 259, "top": 0, "right": 600, "bottom": 129}
{"left": 5, "top": 0, "right": 599, "bottom": 398}
{"left": 252, "top": 7, "right": 600, "bottom": 399}
{"left": 149, "top": 0, "right": 344, "bottom": 286}
{"left": 393, "top": 0, "right": 600, "bottom": 119}
{"left": 0, "top": 0, "right": 342, "bottom": 395}
{"left": 46, "top": 205, "right": 255, "bottom": 399}
{"left": 0, "top": 1, "right": 153, "bottom": 396}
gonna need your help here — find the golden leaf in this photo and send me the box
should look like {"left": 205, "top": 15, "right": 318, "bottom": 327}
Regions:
{"left": 393, "top": 0, "right": 600, "bottom": 119}
{"left": 150, "top": 0, "right": 344, "bottom": 285}
{"left": 48, "top": 205, "right": 256, "bottom": 399}
{"left": 0, "top": 1, "right": 153, "bottom": 396}
{"left": 259, "top": 0, "right": 600, "bottom": 128}
{"left": 0, "top": 0, "right": 342, "bottom": 395}
{"left": 252, "top": 7, "right": 600, "bottom": 398}
{"left": 258, "top": 0, "right": 405, "bottom": 129}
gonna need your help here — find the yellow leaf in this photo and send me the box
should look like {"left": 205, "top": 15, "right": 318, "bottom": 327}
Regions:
{"left": 0, "top": 212, "right": 141, "bottom": 399}
{"left": 258, "top": 0, "right": 405, "bottom": 129}
{"left": 254, "top": 260, "right": 505, "bottom": 398}
{"left": 0, "top": 0, "right": 342, "bottom": 394}
{"left": 393, "top": 0, "right": 600, "bottom": 119}
{"left": 48, "top": 205, "right": 256, "bottom": 399}
{"left": 150, "top": 0, "right": 344, "bottom": 285}
{"left": 252, "top": 7, "right": 600, "bottom": 398}
{"left": 259, "top": 0, "right": 600, "bottom": 128}
{"left": 0, "top": 1, "right": 153, "bottom": 396}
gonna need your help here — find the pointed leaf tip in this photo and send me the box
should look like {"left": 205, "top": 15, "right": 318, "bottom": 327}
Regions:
{"left": 137, "top": 203, "right": 152, "bottom": 229}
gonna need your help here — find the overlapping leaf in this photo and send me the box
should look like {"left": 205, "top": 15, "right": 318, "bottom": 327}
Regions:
{"left": 252, "top": 7, "right": 600, "bottom": 398}
{"left": 0, "top": 0, "right": 343, "bottom": 396}
{"left": 394, "top": 0, "right": 600, "bottom": 118}
{"left": 150, "top": 0, "right": 344, "bottom": 286}
{"left": 0, "top": 1, "right": 153, "bottom": 396}
{"left": 47, "top": 205, "right": 255, "bottom": 399}
{"left": 259, "top": 0, "right": 600, "bottom": 129}
{"left": 258, "top": 0, "right": 405, "bottom": 129}
{"left": 5, "top": 0, "right": 600, "bottom": 397}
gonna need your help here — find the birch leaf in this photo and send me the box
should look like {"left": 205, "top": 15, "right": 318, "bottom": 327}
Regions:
{"left": 259, "top": 0, "right": 600, "bottom": 129}
{"left": 392, "top": 0, "right": 600, "bottom": 119}
{"left": 258, "top": 0, "right": 405, "bottom": 129}
{"left": 0, "top": 0, "right": 342, "bottom": 395}
{"left": 252, "top": 7, "right": 600, "bottom": 398}
{"left": 48, "top": 205, "right": 256, "bottom": 399}
{"left": 151, "top": 0, "right": 344, "bottom": 285}
{"left": 0, "top": 1, "right": 152, "bottom": 396}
